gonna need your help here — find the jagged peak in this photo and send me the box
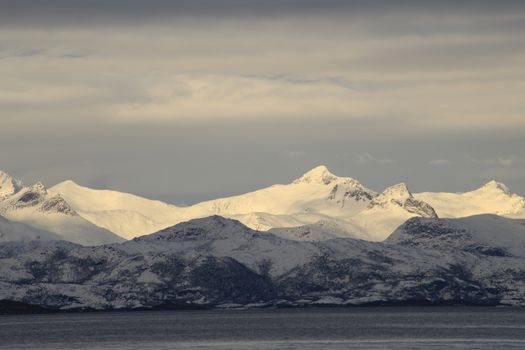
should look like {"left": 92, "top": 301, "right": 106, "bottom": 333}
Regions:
{"left": 0, "top": 170, "right": 14, "bottom": 179}
{"left": 379, "top": 183, "right": 412, "bottom": 200}
{"left": 0, "top": 170, "right": 23, "bottom": 197}
{"left": 368, "top": 183, "right": 437, "bottom": 218}
{"left": 39, "top": 194, "right": 78, "bottom": 216}
{"left": 475, "top": 180, "right": 511, "bottom": 195}
{"left": 30, "top": 181, "right": 47, "bottom": 194}
{"left": 368, "top": 183, "right": 413, "bottom": 209}
{"left": 293, "top": 165, "right": 336, "bottom": 185}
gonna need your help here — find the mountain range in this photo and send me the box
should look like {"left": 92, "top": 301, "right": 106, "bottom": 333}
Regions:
{"left": 1, "top": 166, "right": 525, "bottom": 310}
{"left": 1, "top": 166, "right": 524, "bottom": 245}
{"left": 1, "top": 214, "right": 525, "bottom": 310}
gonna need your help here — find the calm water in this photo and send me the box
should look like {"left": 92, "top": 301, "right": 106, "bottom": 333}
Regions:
{"left": 1, "top": 307, "right": 525, "bottom": 349}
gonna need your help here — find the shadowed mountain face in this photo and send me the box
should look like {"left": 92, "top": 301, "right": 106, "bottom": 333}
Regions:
{"left": 1, "top": 215, "right": 525, "bottom": 311}
{"left": 0, "top": 215, "right": 61, "bottom": 242}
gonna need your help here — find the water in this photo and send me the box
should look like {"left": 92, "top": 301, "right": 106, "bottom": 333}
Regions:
{"left": 1, "top": 307, "right": 525, "bottom": 349}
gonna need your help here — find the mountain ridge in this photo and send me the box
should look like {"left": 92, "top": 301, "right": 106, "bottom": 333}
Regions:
{"left": 2, "top": 214, "right": 525, "bottom": 310}
{"left": 0, "top": 171, "right": 124, "bottom": 246}
{"left": 2, "top": 166, "right": 525, "bottom": 244}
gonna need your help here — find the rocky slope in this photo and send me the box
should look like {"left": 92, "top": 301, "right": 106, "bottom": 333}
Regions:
{"left": 1, "top": 215, "right": 525, "bottom": 311}
{"left": 350, "top": 183, "right": 438, "bottom": 241}
{"left": 0, "top": 171, "right": 23, "bottom": 198}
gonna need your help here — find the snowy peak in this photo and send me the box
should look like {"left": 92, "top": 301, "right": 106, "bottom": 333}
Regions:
{"left": 3, "top": 180, "right": 76, "bottom": 216}
{"left": 0, "top": 176, "right": 123, "bottom": 245}
{"left": 369, "top": 183, "right": 412, "bottom": 208}
{"left": 55, "top": 179, "right": 79, "bottom": 188}
{"left": 292, "top": 165, "right": 338, "bottom": 185}
{"left": 474, "top": 180, "right": 512, "bottom": 196}
{"left": 415, "top": 180, "right": 525, "bottom": 219}
{"left": 292, "top": 165, "right": 375, "bottom": 205}
{"left": 369, "top": 183, "right": 437, "bottom": 218}
{"left": 31, "top": 181, "right": 46, "bottom": 193}
{"left": 50, "top": 178, "right": 181, "bottom": 213}
{"left": 50, "top": 179, "right": 184, "bottom": 238}
{"left": 0, "top": 171, "right": 23, "bottom": 197}
{"left": 383, "top": 183, "right": 411, "bottom": 199}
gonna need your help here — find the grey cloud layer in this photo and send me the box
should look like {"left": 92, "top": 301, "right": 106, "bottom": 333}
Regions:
{"left": 2, "top": 0, "right": 525, "bottom": 27}
{"left": 1, "top": 0, "right": 524, "bottom": 201}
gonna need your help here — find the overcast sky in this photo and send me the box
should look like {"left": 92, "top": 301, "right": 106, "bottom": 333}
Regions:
{"left": 1, "top": 0, "right": 524, "bottom": 204}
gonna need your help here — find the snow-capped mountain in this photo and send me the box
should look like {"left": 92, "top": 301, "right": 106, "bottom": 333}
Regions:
{"left": 349, "top": 183, "right": 438, "bottom": 241}
{"left": 368, "top": 183, "right": 437, "bottom": 218}
{"left": 49, "top": 165, "right": 380, "bottom": 239}
{"left": 178, "top": 165, "right": 377, "bottom": 226}
{"left": 4, "top": 166, "right": 525, "bottom": 244}
{"left": 0, "top": 172, "right": 123, "bottom": 246}
{"left": 0, "top": 171, "right": 23, "bottom": 198}
{"left": 415, "top": 180, "right": 525, "bottom": 218}
{"left": 129, "top": 215, "right": 320, "bottom": 275}
{"left": 50, "top": 180, "right": 182, "bottom": 239}
{"left": 2, "top": 214, "right": 525, "bottom": 311}
{"left": 44, "top": 165, "right": 525, "bottom": 242}
{"left": 387, "top": 214, "right": 525, "bottom": 258}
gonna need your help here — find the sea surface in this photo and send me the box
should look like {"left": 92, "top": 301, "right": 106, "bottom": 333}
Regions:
{"left": 1, "top": 307, "right": 525, "bottom": 349}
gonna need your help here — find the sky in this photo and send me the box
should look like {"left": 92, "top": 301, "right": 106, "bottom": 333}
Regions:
{"left": 1, "top": 0, "right": 524, "bottom": 204}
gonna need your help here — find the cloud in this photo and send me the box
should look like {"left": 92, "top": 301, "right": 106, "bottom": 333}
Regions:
{"left": 428, "top": 159, "right": 451, "bottom": 166}
{"left": 465, "top": 154, "right": 521, "bottom": 167}
{"left": 497, "top": 156, "right": 518, "bottom": 166}
{"left": 357, "top": 153, "right": 374, "bottom": 163}
{"left": 110, "top": 74, "right": 373, "bottom": 122}
{"left": 1, "top": 27, "right": 524, "bottom": 129}
{"left": 0, "top": 1, "right": 524, "bottom": 131}
{"left": 1, "top": 1, "right": 524, "bottom": 29}
{"left": 0, "top": 0, "right": 524, "bottom": 202}
{"left": 0, "top": 86, "right": 101, "bottom": 105}
{"left": 356, "top": 153, "right": 395, "bottom": 164}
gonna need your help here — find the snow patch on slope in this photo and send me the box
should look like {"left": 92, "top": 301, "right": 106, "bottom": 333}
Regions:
{"left": 270, "top": 220, "right": 361, "bottom": 241}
